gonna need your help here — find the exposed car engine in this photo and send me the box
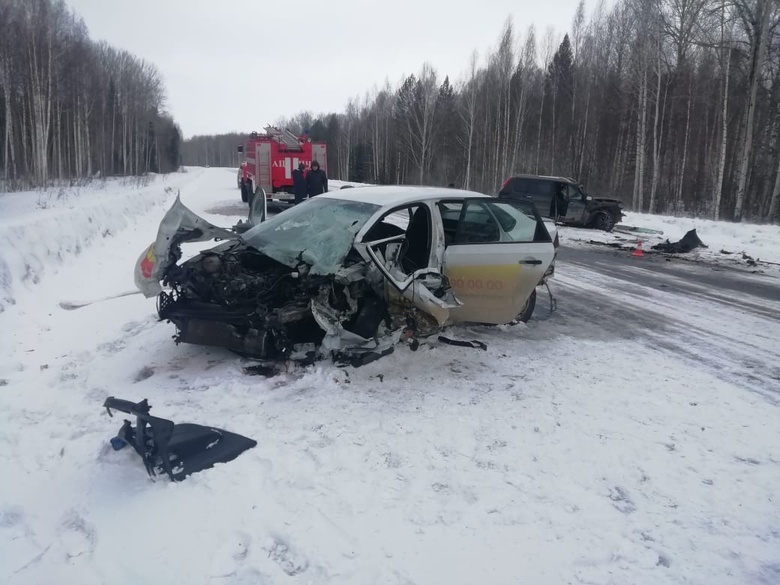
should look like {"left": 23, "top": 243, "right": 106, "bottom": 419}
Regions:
{"left": 157, "top": 241, "right": 389, "bottom": 361}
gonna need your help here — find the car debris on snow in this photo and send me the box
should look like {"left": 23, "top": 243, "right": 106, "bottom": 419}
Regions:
{"left": 651, "top": 229, "right": 708, "bottom": 254}
{"left": 612, "top": 225, "right": 664, "bottom": 236}
{"left": 103, "top": 396, "right": 256, "bottom": 481}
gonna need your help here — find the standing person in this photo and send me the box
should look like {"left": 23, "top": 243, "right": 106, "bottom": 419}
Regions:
{"left": 292, "top": 162, "right": 307, "bottom": 204}
{"left": 306, "top": 160, "right": 328, "bottom": 197}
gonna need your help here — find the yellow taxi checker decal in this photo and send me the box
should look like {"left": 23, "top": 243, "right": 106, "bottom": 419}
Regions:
{"left": 445, "top": 264, "right": 521, "bottom": 296}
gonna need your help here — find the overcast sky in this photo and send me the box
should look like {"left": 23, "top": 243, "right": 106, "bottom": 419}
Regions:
{"left": 66, "top": 0, "right": 587, "bottom": 138}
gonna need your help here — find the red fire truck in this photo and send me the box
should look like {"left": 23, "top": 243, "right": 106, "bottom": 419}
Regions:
{"left": 238, "top": 126, "right": 328, "bottom": 204}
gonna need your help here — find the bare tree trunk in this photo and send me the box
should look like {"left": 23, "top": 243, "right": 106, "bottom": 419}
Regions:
{"left": 768, "top": 149, "right": 780, "bottom": 221}
{"left": 713, "top": 8, "right": 733, "bottom": 220}
{"left": 74, "top": 93, "right": 82, "bottom": 177}
{"left": 676, "top": 75, "right": 693, "bottom": 212}
{"left": 372, "top": 107, "right": 380, "bottom": 181}
{"left": 649, "top": 36, "right": 665, "bottom": 214}
{"left": 111, "top": 96, "right": 116, "bottom": 175}
{"left": 577, "top": 82, "right": 591, "bottom": 179}
{"left": 20, "top": 94, "right": 30, "bottom": 177}
{"left": 633, "top": 67, "right": 648, "bottom": 211}
{"left": 2, "top": 60, "right": 16, "bottom": 181}
{"left": 121, "top": 107, "right": 128, "bottom": 174}
{"left": 55, "top": 94, "right": 62, "bottom": 179}
{"left": 536, "top": 83, "right": 545, "bottom": 174}
{"left": 85, "top": 95, "right": 92, "bottom": 177}
{"left": 550, "top": 86, "right": 557, "bottom": 173}
{"left": 734, "top": 0, "right": 771, "bottom": 222}
{"left": 611, "top": 113, "right": 629, "bottom": 195}
{"left": 465, "top": 118, "right": 474, "bottom": 189}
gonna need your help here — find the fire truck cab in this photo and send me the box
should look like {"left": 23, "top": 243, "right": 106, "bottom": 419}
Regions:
{"left": 238, "top": 126, "right": 328, "bottom": 204}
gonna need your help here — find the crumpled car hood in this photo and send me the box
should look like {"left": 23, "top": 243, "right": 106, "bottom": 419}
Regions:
{"left": 238, "top": 198, "right": 379, "bottom": 276}
{"left": 134, "top": 195, "right": 238, "bottom": 298}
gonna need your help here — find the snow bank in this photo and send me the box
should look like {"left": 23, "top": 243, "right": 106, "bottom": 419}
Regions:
{"left": 0, "top": 171, "right": 201, "bottom": 312}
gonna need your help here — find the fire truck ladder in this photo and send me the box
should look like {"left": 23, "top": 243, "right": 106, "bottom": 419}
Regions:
{"left": 264, "top": 126, "right": 302, "bottom": 150}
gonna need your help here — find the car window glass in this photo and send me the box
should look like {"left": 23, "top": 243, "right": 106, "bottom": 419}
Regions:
{"left": 534, "top": 180, "right": 556, "bottom": 196}
{"left": 486, "top": 202, "right": 540, "bottom": 242}
{"left": 363, "top": 209, "right": 408, "bottom": 242}
{"left": 383, "top": 208, "right": 411, "bottom": 231}
{"left": 514, "top": 179, "right": 530, "bottom": 192}
{"left": 455, "top": 201, "right": 500, "bottom": 244}
{"left": 437, "top": 202, "right": 462, "bottom": 246}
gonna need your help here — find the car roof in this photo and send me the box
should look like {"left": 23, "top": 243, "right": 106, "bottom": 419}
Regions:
{"left": 321, "top": 185, "right": 491, "bottom": 208}
{"left": 507, "top": 174, "right": 578, "bottom": 184}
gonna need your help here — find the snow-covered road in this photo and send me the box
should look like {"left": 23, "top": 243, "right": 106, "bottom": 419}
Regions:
{"left": 2, "top": 168, "right": 779, "bottom": 585}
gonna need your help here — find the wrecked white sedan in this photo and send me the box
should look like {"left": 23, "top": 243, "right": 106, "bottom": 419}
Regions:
{"left": 135, "top": 186, "right": 555, "bottom": 365}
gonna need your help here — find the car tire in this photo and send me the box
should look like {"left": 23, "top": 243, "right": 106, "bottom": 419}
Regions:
{"left": 594, "top": 211, "right": 614, "bottom": 232}
{"left": 240, "top": 183, "right": 248, "bottom": 203}
{"left": 516, "top": 289, "right": 537, "bottom": 323}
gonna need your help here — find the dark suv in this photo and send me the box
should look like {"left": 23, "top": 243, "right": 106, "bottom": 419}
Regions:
{"left": 498, "top": 175, "right": 623, "bottom": 231}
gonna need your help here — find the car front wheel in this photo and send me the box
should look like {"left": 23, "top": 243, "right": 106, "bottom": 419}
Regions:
{"left": 593, "top": 211, "right": 615, "bottom": 232}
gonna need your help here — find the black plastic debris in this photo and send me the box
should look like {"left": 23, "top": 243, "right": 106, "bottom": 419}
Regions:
{"left": 243, "top": 364, "right": 282, "bottom": 377}
{"left": 336, "top": 346, "right": 395, "bottom": 368}
{"left": 742, "top": 252, "right": 758, "bottom": 267}
{"left": 651, "top": 229, "right": 707, "bottom": 254}
{"left": 104, "top": 397, "right": 256, "bottom": 482}
{"left": 438, "top": 336, "right": 487, "bottom": 351}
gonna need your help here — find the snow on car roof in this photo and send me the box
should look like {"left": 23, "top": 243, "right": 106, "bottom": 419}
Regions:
{"left": 322, "top": 185, "right": 491, "bottom": 208}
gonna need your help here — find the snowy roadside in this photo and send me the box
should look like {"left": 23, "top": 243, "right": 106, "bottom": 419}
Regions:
{"left": 1, "top": 168, "right": 778, "bottom": 584}
{"left": 0, "top": 169, "right": 208, "bottom": 313}
{"left": 559, "top": 211, "right": 780, "bottom": 276}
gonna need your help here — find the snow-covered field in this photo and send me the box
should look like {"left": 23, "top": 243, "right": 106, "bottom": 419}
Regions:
{"left": 1, "top": 168, "right": 779, "bottom": 584}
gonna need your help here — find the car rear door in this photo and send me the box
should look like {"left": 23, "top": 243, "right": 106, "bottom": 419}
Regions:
{"left": 440, "top": 198, "right": 554, "bottom": 324}
{"left": 561, "top": 183, "right": 587, "bottom": 224}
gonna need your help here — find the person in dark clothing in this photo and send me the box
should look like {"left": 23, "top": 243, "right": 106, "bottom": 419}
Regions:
{"left": 306, "top": 160, "right": 328, "bottom": 197}
{"left": 292, "top": 162, "right": 307, "bottom": 204}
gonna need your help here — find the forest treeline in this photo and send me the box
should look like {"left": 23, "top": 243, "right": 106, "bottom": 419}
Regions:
{"left": 0, "top": 0, "right": 181, "bottom": 190}
{"left": 186, "top": 0, "right": 780, "bottom": 221}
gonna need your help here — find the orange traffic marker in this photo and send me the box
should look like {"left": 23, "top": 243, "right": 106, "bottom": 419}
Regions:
{"left": 632, "top": 241, "right": 644, "bottom": 257}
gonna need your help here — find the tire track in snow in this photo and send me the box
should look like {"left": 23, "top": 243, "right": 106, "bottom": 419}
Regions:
{"left": 554, "top": 259, "right": 780, "bottom": 402}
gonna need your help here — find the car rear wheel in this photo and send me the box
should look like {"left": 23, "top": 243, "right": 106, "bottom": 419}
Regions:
{"left": 516, "top": 289, "right": 537, "bottom": 323}
{"left": 594, "top": 211, "right": 614, "bottom": 232}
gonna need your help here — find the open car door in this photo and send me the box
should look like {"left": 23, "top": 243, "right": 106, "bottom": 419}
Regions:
{"left": 355, "top": 204, "right": 459, "bottom": 326}
{"left": 439, "top": 198, "right": 554, "bottom": 324}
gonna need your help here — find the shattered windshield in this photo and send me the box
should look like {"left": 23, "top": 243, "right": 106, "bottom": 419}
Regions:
{"left": 241, "top": 198, "right": 381, "bottom": 274}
